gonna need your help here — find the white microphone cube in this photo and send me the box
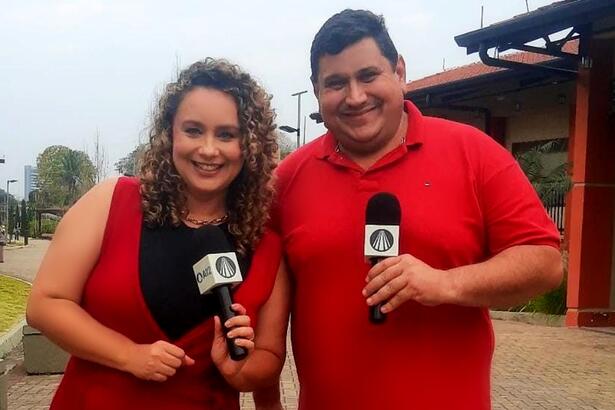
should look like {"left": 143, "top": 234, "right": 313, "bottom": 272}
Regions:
{"left": 364, "top": 224, "right": 400, "bottom": 258}
{"left": 192, "top": 252, "right": 243, "bottom": 295}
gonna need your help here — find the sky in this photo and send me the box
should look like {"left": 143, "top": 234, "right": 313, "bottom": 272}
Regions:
{"left": 0, "top": 0, "right": 557, "bottom": 199}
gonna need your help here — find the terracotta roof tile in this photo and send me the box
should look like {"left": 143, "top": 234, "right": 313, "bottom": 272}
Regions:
{"left": 406, "top": 40, "right": 578, "bottom": 93}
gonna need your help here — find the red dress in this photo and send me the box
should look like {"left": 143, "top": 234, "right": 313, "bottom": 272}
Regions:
{"left": 50, "top": 177, "right": 281, "bottom": 409}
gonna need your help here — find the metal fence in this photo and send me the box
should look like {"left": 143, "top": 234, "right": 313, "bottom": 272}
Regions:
{"left": 543, "top": 190, "right": 566, "bottom": 234}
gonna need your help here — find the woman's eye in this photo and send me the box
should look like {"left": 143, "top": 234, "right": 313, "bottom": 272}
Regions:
{"left": 185, "top": 127, "right": 201, "bottom": 135}
{"left": 219, "top": 131, "right": 236, "bottom": 140}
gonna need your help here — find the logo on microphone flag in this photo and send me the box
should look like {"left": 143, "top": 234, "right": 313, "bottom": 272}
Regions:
{"left": 192, "top": 252, "right": 243, "bottom": 295}
{"left": 370, "top": 229, "right": 394, "bottom": 252}
{"left": 364, "top": 225, "right": 399, "bottom": 257}
{"left": 216, "top": 256, "right": 237, "bottom": 278}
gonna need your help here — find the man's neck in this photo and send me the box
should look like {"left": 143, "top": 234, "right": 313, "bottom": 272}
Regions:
{"left": 338, "top": 111, "right": 408, "bottom": 170}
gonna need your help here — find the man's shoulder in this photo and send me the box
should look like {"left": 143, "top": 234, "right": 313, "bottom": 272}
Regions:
{"left": 422, "top": 115, "right": 486, "bottom": 139}
{"left": 277, "top": 134, "right": 326, "bottom": 173}
{"left": 274, "top": 134, "right": 328, "bottom": 199}
{"left": 421, "top": 115, "right": 504, "bottom": 152}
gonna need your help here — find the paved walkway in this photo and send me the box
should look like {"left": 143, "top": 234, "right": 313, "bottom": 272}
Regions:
{"left": 0, "top": 239, "right": 49, "bottom": 283}
{"left": 3, "top": 242, "right": 615, "bottom": 409}
{"left": 5, "top": 320, "right": 615, "bottom": 409}
{"left": 491, "top": 321, "right": 615, "bottom": 410}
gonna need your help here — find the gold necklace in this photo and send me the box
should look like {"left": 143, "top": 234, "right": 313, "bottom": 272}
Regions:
{"left": 335, "top": 134, "right": 406, "bottom": 153}
{"left": 183, "top": 213, "right": 229, "bottom": 226}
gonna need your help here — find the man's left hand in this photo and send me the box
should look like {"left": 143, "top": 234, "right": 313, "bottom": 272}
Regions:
{"left": 363, "top": 254, "right": 455, "bottom": 313}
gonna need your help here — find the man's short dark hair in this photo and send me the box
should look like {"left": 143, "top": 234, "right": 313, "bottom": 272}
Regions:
{"left": 310, "top": 9, "right": 399, "bottom": 82}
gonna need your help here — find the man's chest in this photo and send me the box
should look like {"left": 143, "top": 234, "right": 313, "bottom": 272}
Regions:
{"left": 278, "top": 162, "right": 487, "bottom": 273}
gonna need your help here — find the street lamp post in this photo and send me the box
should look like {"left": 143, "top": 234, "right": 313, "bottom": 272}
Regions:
{"left": 279, "top": 90, "right": 308, "bottom": 149}
{"left": 5, "top": 179, "right": 17, "bottom": 231}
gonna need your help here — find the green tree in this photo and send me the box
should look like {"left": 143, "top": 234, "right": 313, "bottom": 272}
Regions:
{"left": 7, "top": 203, "right": 19, "bottom": 241}
{"left": 62, "top": 149, "right": 95, "bottom": 205}
{"left": 0, "top": 189, "right": 17, "bottom": 227}
{"left": 20, "top": 199, "right": 29, "bottom": 245}
{"left": 37, "top": 145, "right": 96, "bottom": 207}
{"left": 515, "top": 140, "right": 571, "bottom": 315}
{"left": 115, "top": 143, "right": 146, "bottom": 176}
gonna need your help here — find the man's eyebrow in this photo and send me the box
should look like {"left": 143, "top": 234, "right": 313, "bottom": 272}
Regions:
{"left": 322, "top": 73, "right": 348, "bottom": 83}
{"left": 357, "top": 66, "right": 381, "bottom": 73}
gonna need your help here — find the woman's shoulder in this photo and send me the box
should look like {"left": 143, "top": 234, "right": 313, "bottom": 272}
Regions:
{"left": 66, "top": 177, "right": 139, "bottom": 220}
{"left": 71, "top": 177, "right": 121, "bottom": 209}
{"left": 113, "top": 175, "right": 140, "bottom": 191}
{"left": 97, "top": 176, "right": 141, "bottom": 203}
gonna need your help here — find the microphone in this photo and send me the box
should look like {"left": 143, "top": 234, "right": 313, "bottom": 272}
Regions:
{"left": 192, "top": 225, "right": 247, "bottom": 361}
{"left": 364, "top": 193, "right": 401, "bottom": 324}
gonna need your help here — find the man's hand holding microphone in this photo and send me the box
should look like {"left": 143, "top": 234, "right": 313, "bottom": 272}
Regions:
{"left": 362, "top": 193, "right": 455, "bottom": 321}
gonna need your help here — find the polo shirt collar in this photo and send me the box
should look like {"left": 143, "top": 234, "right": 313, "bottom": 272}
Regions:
{"left": 315, "top": 100, "right": 424, "bottom": 160}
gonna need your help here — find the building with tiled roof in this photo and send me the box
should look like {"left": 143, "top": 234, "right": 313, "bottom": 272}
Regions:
{"left": 406, "top": 41, "right": 578, "bottom": 94}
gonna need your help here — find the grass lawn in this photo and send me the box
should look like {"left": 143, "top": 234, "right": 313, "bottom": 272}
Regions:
{"left": 0, "top": 274, "right": 31, "bottom": 334}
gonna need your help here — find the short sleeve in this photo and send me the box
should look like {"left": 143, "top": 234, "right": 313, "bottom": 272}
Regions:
{"left": 477, "top": 140, "right": 561, "bottom": 256}
{"left": 234, "top": 229, "right": 282, "bottom": 326}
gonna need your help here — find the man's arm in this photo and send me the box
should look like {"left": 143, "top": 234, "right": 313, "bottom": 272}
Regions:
{"left": 363, "top": 244, "right": 562, "bottom": 311}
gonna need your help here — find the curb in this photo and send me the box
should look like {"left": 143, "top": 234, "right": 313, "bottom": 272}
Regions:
{"left": 0, "top": 318, "right": 26, "bottom": 359}
{"left": 4, "top": 245, "right": 27, "bottom": 251}
{"left": 490, "top": 310, "right": 565, "bottom": 327}
{"left": 0, "top": 274, "right": 32, "bottom": 286}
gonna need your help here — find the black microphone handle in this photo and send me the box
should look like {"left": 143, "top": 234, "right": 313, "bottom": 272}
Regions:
{"left": 213, "top": 285, "right": 248, "bottom": 361}
{"left": 368, "top": 257, "right": 386, "bottom": 324}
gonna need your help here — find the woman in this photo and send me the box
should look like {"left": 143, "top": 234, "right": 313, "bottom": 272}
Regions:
{"left": 27, "top": 58, "right": 289, "bottom": 409}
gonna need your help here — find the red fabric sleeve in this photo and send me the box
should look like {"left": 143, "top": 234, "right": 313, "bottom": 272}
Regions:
{"left": 234, "top": 229, "right": 282, "bottom": 327}
{"left": 476, "top": 136, "right": 561, "bottom": 256}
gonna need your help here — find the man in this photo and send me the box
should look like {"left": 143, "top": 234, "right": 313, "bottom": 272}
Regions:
{"left": 256, "top": 9, "right": 562, "bottom": 410}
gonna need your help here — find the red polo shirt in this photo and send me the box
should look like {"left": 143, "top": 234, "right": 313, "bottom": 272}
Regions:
{"left": 272, "top": 101, "right": 559, "bottom": 410}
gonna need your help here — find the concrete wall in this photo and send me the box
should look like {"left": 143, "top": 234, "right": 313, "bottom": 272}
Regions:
{"left": 420, "top": 108, "right": 486, "bottom": 131}
{"left": 418, "top": 81, "right": 575, "bottom": 150}
{"left": 502, "top": 85, "right": 572, "bottom": 150}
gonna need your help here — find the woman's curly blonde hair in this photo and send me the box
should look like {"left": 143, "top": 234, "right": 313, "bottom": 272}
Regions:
{"left": 139, "top": 58, "right": 278, "bottom": 254}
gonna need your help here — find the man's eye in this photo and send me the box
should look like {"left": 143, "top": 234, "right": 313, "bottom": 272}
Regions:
{"left": 326, "top": 80, "right": 345, "bottom": 90}
{"left": 359, "top": 72, "right": 377, "bottom": 83}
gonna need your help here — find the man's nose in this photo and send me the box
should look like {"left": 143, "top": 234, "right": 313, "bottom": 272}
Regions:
{"left": 345, "top": 80, "right": 368, "bottom": 107}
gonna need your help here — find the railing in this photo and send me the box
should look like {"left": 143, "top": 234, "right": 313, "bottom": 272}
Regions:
{"left": 543, "top": 190, "right": 566, "bottom": 234}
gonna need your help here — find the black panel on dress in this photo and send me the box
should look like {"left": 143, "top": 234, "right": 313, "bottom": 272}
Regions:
{"left": 139, "top": 222, "right": 251, "bottom": 341}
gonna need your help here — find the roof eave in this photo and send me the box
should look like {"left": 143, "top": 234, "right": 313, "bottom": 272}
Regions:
{"left": 455, "top": 0, "right": 615, "bottom": 54}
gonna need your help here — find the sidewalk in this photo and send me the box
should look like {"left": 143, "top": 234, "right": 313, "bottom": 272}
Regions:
{"left": 0, "top": 239, "right": 49, "bottom": 283}
{"left": 4, "top": 319, "right": 614, "bottom": 409}
{"left": 3, "top": 242, "right": 615, "bottom": 409}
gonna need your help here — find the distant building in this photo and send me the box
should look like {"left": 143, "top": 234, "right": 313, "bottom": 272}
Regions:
{"left": 24, "top": 165, "right": 38, "bottom": 201}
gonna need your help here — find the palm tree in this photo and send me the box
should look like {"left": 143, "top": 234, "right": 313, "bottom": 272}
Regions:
{"left": 60, "top": 150, "right": 95, "bottom": 205}
{"left": 516, "top": 140, "right": 571, "bottom": 203}
{"left": 515, "top": 140, "right": 571, "bottom": 315}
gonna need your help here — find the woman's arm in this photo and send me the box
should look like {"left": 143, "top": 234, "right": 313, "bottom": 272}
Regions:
{"left": 27, "top": 178, "right": 193, "bottom": 382}
{"left": 212, "top": 260, "right": 290, "bottom": 392}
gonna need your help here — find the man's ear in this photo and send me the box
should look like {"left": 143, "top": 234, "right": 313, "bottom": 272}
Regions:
{"left": 312, "top": 79, "right": 320, "bottom": 102}
{"left": 395, "top": 55, "right": 407, "bottom": 84}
